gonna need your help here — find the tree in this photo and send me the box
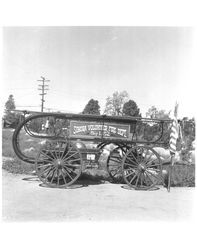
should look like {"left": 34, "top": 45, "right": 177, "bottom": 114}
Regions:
{"left": 146, "top": 106, "right": 170, "bottom": 120}
{"left": 3, "top": 95, "right": 19, "bottom": 128}
{"left": 122, "top": 100, "right": 141, "bottom": 117}
{"left": 144, "top": 106, "right": 171, "bottom": 143}
{"left": 181, "top": 117, "right": 195, "bottom": 151}
{"left": 146, "top": 106, "right": 158, "bottom": 119}
{"left": 82, "top": 99, "right": 100, "bottom": 115}
{"left": 104, "top": 91, "right": 129, "bottom": 116}
{"left": 5, "top": 94, "right": 16, "bottom": 111}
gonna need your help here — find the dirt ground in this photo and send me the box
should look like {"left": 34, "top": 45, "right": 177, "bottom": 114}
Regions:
{"left": 2, "top": 170, "right": 196, "bottom": 222}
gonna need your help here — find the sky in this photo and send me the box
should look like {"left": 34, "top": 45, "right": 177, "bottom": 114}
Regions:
{"left": 2, "top": 26, "right": 196, "bottom": 118}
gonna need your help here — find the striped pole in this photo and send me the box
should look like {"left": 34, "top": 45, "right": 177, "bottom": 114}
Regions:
{"left": 168, "top": 102, "right": 179, "bottom": 192}
{"left": 169, "top": 119, "right": 179, "bottom": 154}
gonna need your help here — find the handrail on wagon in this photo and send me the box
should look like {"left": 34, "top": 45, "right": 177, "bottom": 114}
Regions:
{"left": 12, "top": 109, "right": 173, "bottom": 123}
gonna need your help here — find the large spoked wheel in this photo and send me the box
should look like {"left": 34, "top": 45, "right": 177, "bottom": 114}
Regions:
{"left": 35, "top": 140, "right": 82, "bottom": 188}
{"left": 107, "top": 146, "right": 129, "bottom": 183}
{"left": 122, "top": 145, "right": 162, "bottom": 190}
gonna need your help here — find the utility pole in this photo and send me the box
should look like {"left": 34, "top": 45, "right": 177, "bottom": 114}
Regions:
{"left": 37, "top": 76, "right": 50, "bottom": 112}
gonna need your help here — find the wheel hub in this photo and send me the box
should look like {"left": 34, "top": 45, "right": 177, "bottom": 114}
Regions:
{"left": 138, "top": 163, "right": 146, "bottom": 172}
{"left": 54, "top": 159, "right": 64, "bottom": 169}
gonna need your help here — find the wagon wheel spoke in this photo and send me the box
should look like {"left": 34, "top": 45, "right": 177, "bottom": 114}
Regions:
{"left": 64, "top": 163, "right": 81, "bottom": 168}
{"left": 145, "top": 169, "right": 161, "bottom": 182}
{"left": 62, "top": 151, "right": 79, "bottom": 161}
{"left": 143, "top": 152, "right": 155, "bottom": 165}
{"left": 110, "top": 158, "right": 122, "bottom": 164}
{"left": 145, "top": 157, "right": 158, "bottom": 167}
{"left": 62, "top": 167, "right": 75, "bottom": 184}
{"left": 39, "top": 157, "right": 53, "bottom": 163}
{"left": 110, "top": 167, "right": 122, "bottom": 177}
{"left": 107, "top": 147, "right": 126, "bottom": 183}
{"left": 61, "top": 144, "right": 76, "bottom": 160}
{"left": 40, "top": 150, "right": 55, "bottom": 161}
{"left": 135, "top": 172, "right": 141, "bottom": 188}
{"left": 57, "top": 169, "right": 60, "bottom": 186}
{"left": 125, "top": 156, "right": 139, "bottom": 167}
{"left": 41, "top": 167, "right": 53, "bottom": 181}
{"left": 60, "top": 143, "right": 69, "bottom": 159}
{"left": 62, "top": 166, "right": 75, "bottom": 181}
{"left": 40, "top": 167, "right": 53, "bottom": 179}
{"left": 50, "top": 169, "right": 57, "bottom": 184}
{"left": 129, "top": 150, "right": 140, "bottom": 165}
{"left": 37, "top": 162, "right": 53, "bottom": 168}
{"left": 145, "top": 171, "right": 157, "bottom": 185}
{"left": 58, "top": 143, "right": 62, "bottom": 158}
{"left": 56, "top": 147, "right": 62, "bottom": 159}
{"left": 53, "top": 143, "right": 59, "bottom": 159}
{"left": 109, "top": 164, "right": 121, "bottom": 167}
{"left": 146, "top": 163, "right": 161, "bottom": 169}
{"left": 49, "top": 146, "right": 58, "bottom": 159}
{"left": 144, "top": 173, "right": 151, "bottom": 186}
{"left": 60, "top": 169, "right": 67, "bottom": 185}
{"left": 142, "top": 172, "right": 153, "bottom": 186}
{"left": 57, "top": 141, "right": 65, "bottom": 158}
{"left": 128, "top": 171, "right": 138, "bottom": 184}
{"left": 38, "top": 164, "right": 54, "bottom": 174}
{"left": 124, "top": 168, "right": 136, "bottom": 178}
{"left": 123, "top": 162, "right": 138, "bottom": 169}
{"left": 64, "top": 157, "right": 81, "bottom": 163}
{"left": 140, "top": 173, "right": 144, "bottom": 187}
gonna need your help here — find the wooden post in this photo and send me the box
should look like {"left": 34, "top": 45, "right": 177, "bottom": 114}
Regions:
{"left": 168, "top": 153, "right": 175, "bottom": 192}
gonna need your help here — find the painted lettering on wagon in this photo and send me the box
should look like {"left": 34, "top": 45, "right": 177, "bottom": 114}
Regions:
{"left": 73, "top": 125, "right": 87, "bottom": 134}
{"left": 117, "top": 128, "right": 127, "bottom": 137}
{"left": 70, "top": 121, "right": 130, "bottom": 138}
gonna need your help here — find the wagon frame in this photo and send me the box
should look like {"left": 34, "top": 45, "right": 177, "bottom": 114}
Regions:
{"left": 12, "top": 111, "right": 173, "bottom": 190}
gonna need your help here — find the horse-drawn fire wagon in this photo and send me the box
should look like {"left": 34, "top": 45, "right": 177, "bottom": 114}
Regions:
{"left": 12, "top": 112, "right": 173, "bottom": 190}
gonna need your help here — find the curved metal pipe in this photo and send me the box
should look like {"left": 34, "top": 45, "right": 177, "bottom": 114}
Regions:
{"left": 12, "top": 114, "right": 65, "bottom": 164}
{"left": 12, "top": 112, "right": 173, "bottom": 164}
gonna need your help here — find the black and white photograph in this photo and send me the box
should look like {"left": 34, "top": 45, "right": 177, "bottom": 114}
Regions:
{"left": 2, "top": 25, "right": 195, "bottom": 222}
{"left": 0, "top": 1, "right": 196, "bottom": 250}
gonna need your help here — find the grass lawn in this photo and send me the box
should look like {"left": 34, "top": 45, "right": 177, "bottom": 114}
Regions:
{"left": 2, "top": 128, "right": 195, "bottom": 187}
{"left": 2, "top": 128, "right": 35, "bottom": 174}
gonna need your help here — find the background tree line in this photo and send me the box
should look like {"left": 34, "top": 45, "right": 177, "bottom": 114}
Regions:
{"left": 3, "top": 92, "right": 195, "bottom": 153}
{"left": 82, "top": 91, "right": 141, "bottom": 117}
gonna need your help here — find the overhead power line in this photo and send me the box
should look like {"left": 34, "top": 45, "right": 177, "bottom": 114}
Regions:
{"left": 17, "top": 105, "right": 40, "bottom": 108}
{"left": 37, "top": 76, "right": 50, "bottom": 112}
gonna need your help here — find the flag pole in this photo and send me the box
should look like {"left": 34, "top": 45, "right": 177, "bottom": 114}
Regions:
{"left": 168, "top": 153, "right": 175, "bottom": 192}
